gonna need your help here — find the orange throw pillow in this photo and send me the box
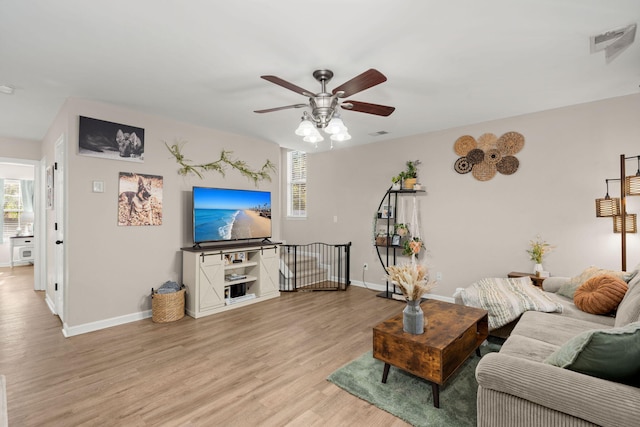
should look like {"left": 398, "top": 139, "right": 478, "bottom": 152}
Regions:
{"left": 574, "top": 274, "right": 628, "bottom": 315}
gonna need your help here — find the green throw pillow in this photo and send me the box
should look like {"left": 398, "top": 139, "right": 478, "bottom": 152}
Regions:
{"left": 544, "top": 322, "right": 640, "bottom": 386}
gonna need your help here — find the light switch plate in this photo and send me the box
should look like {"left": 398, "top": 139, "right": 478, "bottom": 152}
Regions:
{"left": 92, "top": 181, "right": 104, "bottom": 193}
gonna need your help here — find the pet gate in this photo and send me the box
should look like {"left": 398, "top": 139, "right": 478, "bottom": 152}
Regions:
{"left": 280, "top": 242, "right": 351, "bottom": 291}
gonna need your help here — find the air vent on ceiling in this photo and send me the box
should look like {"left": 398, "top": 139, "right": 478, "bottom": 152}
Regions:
{"left": 590, "top": 23, "right": 637, "bottom": 63}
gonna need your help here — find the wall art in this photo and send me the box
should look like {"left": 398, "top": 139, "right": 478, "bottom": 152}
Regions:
{"left": 117, "top": 172, "right": 163, "bottom": 226}
{"left": 79, "top": 116, "right": 145, "bottom": 162}
{"left": 453, "top": 131, "right": 524, "bottom": 181}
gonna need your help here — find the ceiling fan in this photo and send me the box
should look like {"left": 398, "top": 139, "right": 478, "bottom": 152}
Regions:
{"left": 254, "top": 69, "right": 395, "bottom": 131}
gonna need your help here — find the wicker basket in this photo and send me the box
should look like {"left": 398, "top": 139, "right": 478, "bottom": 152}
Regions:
{"left": 151, "top": 288, "right": 186, "bottom": 323}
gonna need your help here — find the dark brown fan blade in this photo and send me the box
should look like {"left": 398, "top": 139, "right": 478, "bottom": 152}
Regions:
{"left": 254, "top": 104, "right": 307, "bottom": 113}
{"left": 260, "top": 75, "right": 315, "bottom": 97}
{"left": 341, "top": 100, "right": 395, "bottom": 116}
{"left": 332, "top": 69, "right": 387, "bottom": 97}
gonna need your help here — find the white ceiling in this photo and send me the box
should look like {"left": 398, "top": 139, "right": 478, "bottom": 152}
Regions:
{"left": 1, "top": 1, "right": 639, "bottom": 152}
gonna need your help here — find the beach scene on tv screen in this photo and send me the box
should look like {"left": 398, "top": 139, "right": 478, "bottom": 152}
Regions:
{"left": 194, "top": 188, "right": 271, "bottom": 242}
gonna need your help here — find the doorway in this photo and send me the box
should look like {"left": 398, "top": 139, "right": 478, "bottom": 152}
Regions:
{"left": 0, "top": 157, "right": 43, "bottom": 290}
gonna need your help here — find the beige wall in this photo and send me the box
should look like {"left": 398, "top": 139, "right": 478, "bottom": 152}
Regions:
{"left": 0, "top": 136, "right": 41, "bottom": 160}
{"left": 10, "top": 92, "right": 640, "bottom": 333}
{"left": 41, "top": 98, "right": 281, "bottom": 332}
{"left": 282, "top": 93, "right": 640, "bottom": 298}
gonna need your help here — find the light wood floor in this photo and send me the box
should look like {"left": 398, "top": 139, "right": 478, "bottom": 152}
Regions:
{"left": 0, "top": 266, "right": 410, "bottom": 426}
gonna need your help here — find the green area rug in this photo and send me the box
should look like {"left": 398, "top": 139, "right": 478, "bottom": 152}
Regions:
{"left": 327, "top": 343, "right": 500, "bottom": 427}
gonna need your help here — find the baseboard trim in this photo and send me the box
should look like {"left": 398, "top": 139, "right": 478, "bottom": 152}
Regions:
{"left": 62, "top": 310, "right": 152, "bottom": 337}
{"left": 44, "top": 294, "right": 56, "bottom": 315}
{"left": 349, "top": 280, "right": 454, "bottom": 303}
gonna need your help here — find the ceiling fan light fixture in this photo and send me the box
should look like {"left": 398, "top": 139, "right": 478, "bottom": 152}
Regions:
{"left": 330, "top": 132, "right": 351, "bottom": 142}
{"left": 257, "top": 68, "right": 394, "bottom": 148}
{"left": 294, "top": 118, "right": 315, "bottom": 136}
{"left": 324, "top": 116, "right": 347, "bottom": 135}
{"left": 303, "top": 131, "right": 324, "bottom": 143}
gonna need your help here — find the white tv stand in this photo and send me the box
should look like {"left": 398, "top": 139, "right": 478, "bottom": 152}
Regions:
{"left": 181, "top": 242, "right": 280, "bottom": 319}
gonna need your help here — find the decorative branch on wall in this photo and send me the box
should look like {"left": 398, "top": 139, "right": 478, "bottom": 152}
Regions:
{"left": 165, "top": 142, "right": 276, "bottom": 186}
{"left": 453, "top": 131, "right": 524, "bottom": 181}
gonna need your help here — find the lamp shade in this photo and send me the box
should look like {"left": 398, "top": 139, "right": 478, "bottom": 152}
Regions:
{"left": 613, "top": 214, "right": 637, "bottom": 233}
{"left": 303, "top": 129, "right": 324, "bottom": 143}
{"left": 324, "top": 117, "right": 346, "bottom": 135}
{"left": 595, "top": 197, "right": 620, "bottom": 217}
{"left": 625, "top": 175, "right": 640, "bottom": 196}
{"left": 330, "top": 132, "right": 352, "bottom": 142}
{"left": 295, "top": 119, "right": 316, "bottom": 136}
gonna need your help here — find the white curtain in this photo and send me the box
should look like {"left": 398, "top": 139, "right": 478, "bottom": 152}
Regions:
{"left": 20, "top": 179, "right": 34, "bottom": 213}
{"left": 20, "top": 180, "right": 34, "bottom": 235}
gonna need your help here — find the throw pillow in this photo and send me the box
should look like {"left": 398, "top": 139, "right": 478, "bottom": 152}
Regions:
{"left": 574, "top": 274, "right": 628, "bottom": 315}
{"left": 615, "top": 275, "right": 640, "bottom": 327}
{"left": 544, "top": 322, "right": 640, "bottom": 386}
{"left": 557, "top": 267, "right": 629, "bottom": 299}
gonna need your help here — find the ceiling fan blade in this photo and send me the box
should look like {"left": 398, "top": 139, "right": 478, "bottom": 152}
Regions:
{"left": 260, "top": 75, "right": 315, "bottom": 97}
{"left": 341, "top": 100, "right": 395, "bottom": 116}
{"left": 332, "top": 69, "right": 387, "bottom": 97}
{"left": 254, "top": 104, "right": 307, "bottom": 113}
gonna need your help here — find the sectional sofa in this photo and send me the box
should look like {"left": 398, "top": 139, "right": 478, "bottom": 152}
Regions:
{"left": 474, "top": 267, "right": 640, "bottom": 426}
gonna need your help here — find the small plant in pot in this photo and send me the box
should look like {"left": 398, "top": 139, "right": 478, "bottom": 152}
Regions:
{"left": 391, "top": 174, "right": 403, "bottom": 190}
{"left": 394, "top": 223, "right": 409, "bottom": 237}
{"left": 402, "top": 160, "right": 421, "bottom": 190}
{"left": 403, "top": 236, "right": 423, "bottom": 256}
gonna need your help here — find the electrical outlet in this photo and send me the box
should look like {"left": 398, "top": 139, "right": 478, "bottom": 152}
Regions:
{"left": 363, "top": 263, "right": 368, "bottom": 270}
{"left": 436, "top": 272, "right": 443, "bottom": 281}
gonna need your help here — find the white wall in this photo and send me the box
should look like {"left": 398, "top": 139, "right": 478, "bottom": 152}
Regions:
{"left": 40, "top": 98, "right": 281, "bottom": 333}
{"left": 282, "top": 93, "right": 640, "bottom": 298}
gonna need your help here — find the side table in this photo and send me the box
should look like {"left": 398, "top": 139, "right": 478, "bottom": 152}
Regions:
{"left": 507, "top": 271, "right": 546, "bottom": 288}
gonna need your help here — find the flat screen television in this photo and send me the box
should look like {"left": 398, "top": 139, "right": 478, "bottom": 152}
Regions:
{"left": 192, "top": 186, "right": 272, "bottom": 245}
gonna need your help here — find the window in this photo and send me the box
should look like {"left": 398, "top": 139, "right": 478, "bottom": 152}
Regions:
{"left": 287, "top": 151, "right": 307, "bottom": 218}
{"left": 3, "top": 179, "right": 23, "bottom": 239}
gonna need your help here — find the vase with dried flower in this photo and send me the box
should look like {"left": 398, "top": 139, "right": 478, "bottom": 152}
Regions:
{"left": 526, "top": 235, "right": 555, "bottom": 276}
{"left": 384, "top": 262, "right": 437, "bottom": 334}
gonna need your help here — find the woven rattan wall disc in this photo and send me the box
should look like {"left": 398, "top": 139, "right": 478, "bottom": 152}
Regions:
{"left": 477, "top": 133, "right": 498, "bottom": 150}
{"left": 454, "top": 135, "right": 477, "bottom": 156}
{"left": 472, "top": 161, "right": 497, "bottom": 181}
{"left": 485, "top": 148, "right": 502, "bottom": 164}
{"left": 496, "top": 155, "right": 519, "bottom": 175}
{"left": 454, "top": 157, "right": 472, "bottom": 174}
{"left": 497, "top": 131, "right": 525, "bottom": 155}
{"left": 466, "top": 148, "right": 485, "bottom": 164}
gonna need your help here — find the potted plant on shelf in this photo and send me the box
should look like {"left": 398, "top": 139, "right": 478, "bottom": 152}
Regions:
{"left": 394, "top": 223, "right": 409, "bottom": 237}
{"left": 391, "top": 174, "right": 403, "bottom": 190}
{"left": 402, "top": 160, "right": 421, "bottom": 190}
{"left": 403, "top": 236, "right": 423, "bottom": 257}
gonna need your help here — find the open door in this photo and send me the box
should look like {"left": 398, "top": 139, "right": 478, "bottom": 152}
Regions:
{"left": 54, "top": 135, "right": 65, "bottom": 322}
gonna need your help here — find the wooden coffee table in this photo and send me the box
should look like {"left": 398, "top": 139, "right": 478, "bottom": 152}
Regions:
{"left": 372, "top": 299, "right": 488, "bottom": 408}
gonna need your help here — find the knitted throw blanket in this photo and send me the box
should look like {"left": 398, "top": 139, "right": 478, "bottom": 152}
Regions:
{"left": 459, "top": 277, "right": 563, "bottom": 330}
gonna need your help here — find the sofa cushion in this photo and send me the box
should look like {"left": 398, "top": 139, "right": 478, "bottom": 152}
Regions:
{"left": 557, "top": 266, "right": 629, "bottom": 299}
{"left": 615, "top": 274, "right": 640, "bottom": 327}
{"left": 510, "top": 311, "right": 612, "bottom": 346}
{"left": 544, "top": 321, "right": 640, "bottom": 386}
{"left": 498, "top": 334, "right": 560, "bottom": 362}
{"left": 573, "top": 274, "right": 628, "bottom": 315}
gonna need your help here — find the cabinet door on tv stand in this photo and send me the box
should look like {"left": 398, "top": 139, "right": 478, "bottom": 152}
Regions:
{"left": 258, "top": 246, "right": 280, "bottom": 297}
{"left": 198, "top": 255, "right": 225, "bottom": 311}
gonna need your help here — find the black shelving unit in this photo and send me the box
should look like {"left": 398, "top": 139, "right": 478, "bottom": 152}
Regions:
{"left": 374, "top": 186, "right": 425, "bottom": 299}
